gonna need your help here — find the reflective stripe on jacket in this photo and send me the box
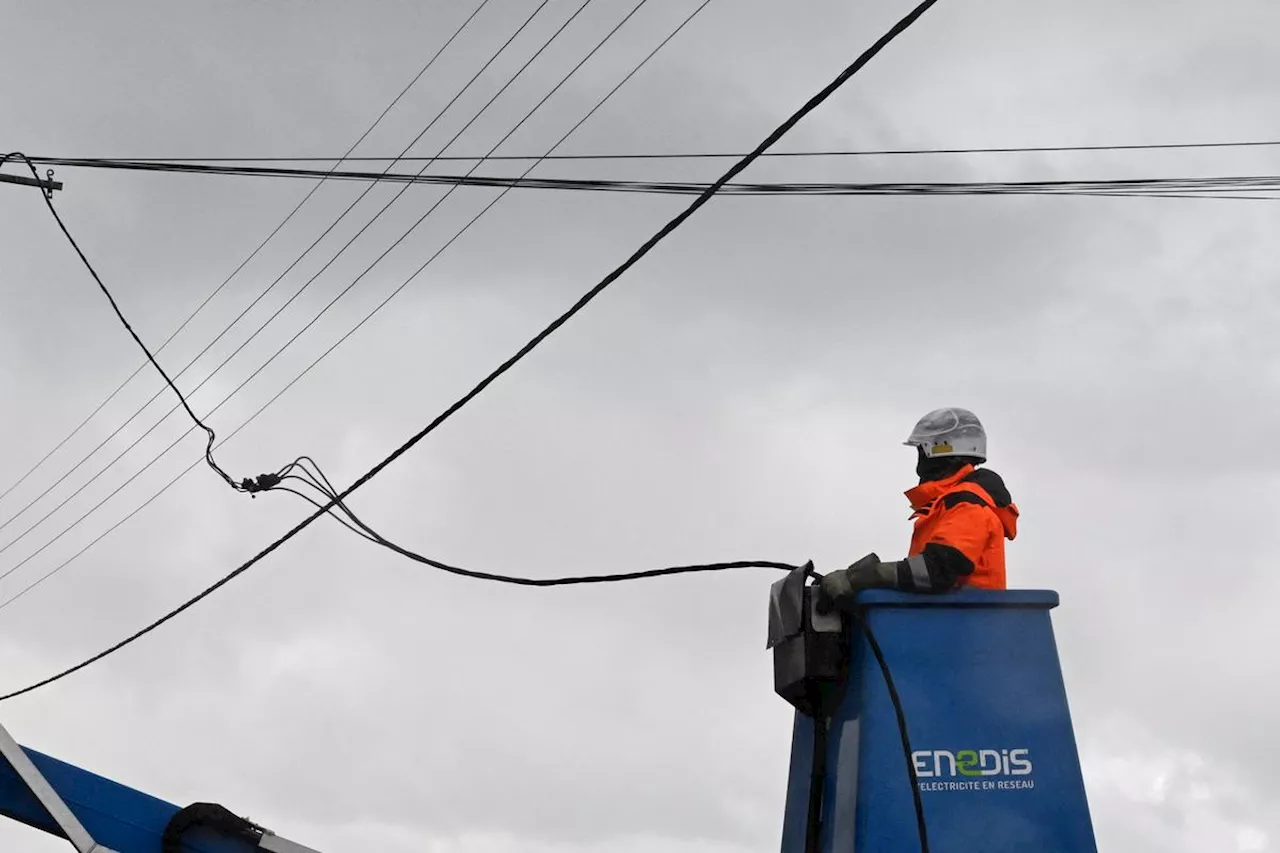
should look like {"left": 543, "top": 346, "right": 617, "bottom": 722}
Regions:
{"left": 903, "top": 465, "right": 1019, "bottom": 591}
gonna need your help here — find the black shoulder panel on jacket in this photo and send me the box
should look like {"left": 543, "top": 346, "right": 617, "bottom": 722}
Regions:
{"left": 962, "top": 468, "right": 1012, "bottom": 507}
{"left": 941, "top": 490, "right": 990, "bottom": 510}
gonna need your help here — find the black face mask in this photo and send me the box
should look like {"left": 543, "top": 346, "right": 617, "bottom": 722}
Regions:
{"left": 916, "top": 449, "right": 979, "bottom": 483}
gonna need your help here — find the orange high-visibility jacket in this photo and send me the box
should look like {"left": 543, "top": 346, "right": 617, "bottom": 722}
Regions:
{"left": 903, "top": 465, "right": 1019, "bottom": 590}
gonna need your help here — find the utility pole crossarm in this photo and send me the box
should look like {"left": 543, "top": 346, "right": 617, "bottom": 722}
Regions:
{"left": 0, "top": 170, "right": 62, "bottom": 192}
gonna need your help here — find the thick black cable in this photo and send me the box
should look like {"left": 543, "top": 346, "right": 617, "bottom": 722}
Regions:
{"left": 271, "top": 483, "right": 382, "bottom": 545}
{"left": 25, "top": 156, "right": 1280, "bottom": 200}
{"left": 278, "top": 458, "right": 347, "bottom": 509}
{"left": 0, "top": 0, "right": 682, "bottom": 607}
{"left": 274, "top": 462, "right": 369, "bottom": 533}
{"left": 32, "top": 137, "right": 1280, "bottom": 163}
{"left": 4, "top": 153, "right": 242, "bottom": 492}
{"left": 149, "top": 0, "right": 598, "bottom": 424}
{"left": 0, "top": 133, "right": 1270, "bottom": 556}
{"left": 0, "top": 0, "right": 500, "bottom": 525}
{"left": 0, "top": 1, "right": 492, "bottom": 508}
{"left": 0, "top": 0, "right": 566, "bottom": 558}
{"left": 0, "top": 0, "right": 944, "bottom": 703}
{"left": 805, "top": 713, "right": 828, "bottom": 853}
{"left": 277, "top": 465, "right": 797, "bottom": 585}
{"left": 851, "top": 608, "right": 929, "bottom": 853}
{"left": 0, "top": 0, "right": 651, "bottom": 577}
{"left": 0, "top": 0, "right": 940, "bottom": 700}
{"left": 129, "top": 0, "right": 696, "bottom": 548}
{"left": 333, "top": 543, "right": 800, "bottom": 587}
{"left": 233, "top": 0, "right": 715, "bottom": 435}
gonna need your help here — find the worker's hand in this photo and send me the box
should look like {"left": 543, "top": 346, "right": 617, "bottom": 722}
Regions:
{"left": 815, "top": 553, "right": 883, "bottom": 614}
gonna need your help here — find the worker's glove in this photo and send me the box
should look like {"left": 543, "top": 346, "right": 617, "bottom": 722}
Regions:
{"left": 815, "top": 553, "right": 896, "bottom": 614}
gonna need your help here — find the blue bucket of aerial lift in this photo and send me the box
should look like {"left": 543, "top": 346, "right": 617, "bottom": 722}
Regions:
{"left": 778, "top": 588, "right": 1098, "bottom": 853}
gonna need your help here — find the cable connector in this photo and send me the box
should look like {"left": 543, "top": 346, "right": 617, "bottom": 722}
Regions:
{"left": 768, "top": 562, "right": 849, "bottom": 719}
{"left": 240, "top": 473, "right": 282, "bottom": 494}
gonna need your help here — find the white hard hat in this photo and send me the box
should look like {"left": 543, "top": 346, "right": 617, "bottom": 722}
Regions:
{"left": 904, "top": 407, "right": 987, "bottom": 461}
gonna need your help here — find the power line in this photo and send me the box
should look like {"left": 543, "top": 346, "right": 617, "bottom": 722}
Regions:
{"left": 0, "top": 0, "right": 942, "bottom": 701}
{"left": 280, "top": 456, "right": 799, "bottom": 585}
{"left": 19, "top": 157, "right": 1280, "bottom": 199}
{"left": 3, "top": 153, "right": 243, "bottom": 493}
{"left": 0, "top": 0, "right": 494, "bottom": 509}
{"left": 0, "top": 0, "right": 671, "bottom": 600}
{"left": 29, "top": 137, "right": 1280, "bottom": 164}
{"left": 0, "top": 0, "right": 506, "bottom": 548}
{"left": 261, "top": 0, "right": 726, "bottom": 562}
{"left": 0, "top": 138, "right": 1270, "bottom": 566}
{"left": 226, "top": 0, "right": 689, "bottom": 427}
{"left": 0, "top": 0, "right": 566, "bottom": 562}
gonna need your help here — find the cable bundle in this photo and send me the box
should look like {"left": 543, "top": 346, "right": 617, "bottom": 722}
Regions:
{"left": 20, "top": 156, "right": 1280, "bottom": 200}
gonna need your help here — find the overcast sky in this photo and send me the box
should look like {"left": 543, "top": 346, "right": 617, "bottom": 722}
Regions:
{"left": 1, "top": 0, "right": 1278, "bottom": 851}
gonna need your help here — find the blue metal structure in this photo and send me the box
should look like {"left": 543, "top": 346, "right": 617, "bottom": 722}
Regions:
{"left": 778, "top": 589, "right": 1097, "bottom": 852}
{"left": 0, "top": 584, "right": 1095, "bottom": 853}
{"left": 0, "top": 723, "right": 319, "bottom": 853}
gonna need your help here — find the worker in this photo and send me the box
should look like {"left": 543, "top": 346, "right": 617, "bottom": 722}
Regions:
{"left": 817, "top": 407, "right": 1018, "bottom": 611}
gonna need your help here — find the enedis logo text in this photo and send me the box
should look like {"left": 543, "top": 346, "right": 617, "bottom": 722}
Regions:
{"left": 910, "top": 749, "right": 1035, "bottom": 792}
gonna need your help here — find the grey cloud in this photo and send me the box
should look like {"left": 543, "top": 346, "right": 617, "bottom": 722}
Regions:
{"left": 1, "top": 0, "right": 1278, "bottom": 851}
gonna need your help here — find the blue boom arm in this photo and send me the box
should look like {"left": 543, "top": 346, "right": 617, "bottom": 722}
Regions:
{"left": 0, "top": 726, "right": 319, "bottom": 853}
